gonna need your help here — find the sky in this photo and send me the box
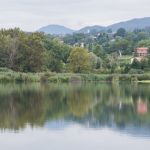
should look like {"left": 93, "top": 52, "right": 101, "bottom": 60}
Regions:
{"left": 0, "top": 0, "right": 150, "bottom": 31}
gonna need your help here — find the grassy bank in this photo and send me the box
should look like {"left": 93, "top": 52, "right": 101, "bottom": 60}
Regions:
{"left": 1, "top": 69, "right": 150, "bottom": 83}
{"left": 137, "top": 80, "right": 150, "bottom": 83}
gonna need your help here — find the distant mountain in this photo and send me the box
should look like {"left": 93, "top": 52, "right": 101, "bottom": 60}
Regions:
{"left": 38, "top": 25, "right": 75, "bottom": 35}
{"left": 77, "top": 25, "right": 105, "bottom": 34}
{"left": 38, "top": 17, "right": 150, "bottom": 35}
{"left": 107, "top": 17, "right": 150, "bottom": 32}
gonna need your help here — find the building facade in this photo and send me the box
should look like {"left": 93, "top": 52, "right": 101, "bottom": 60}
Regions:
{"left": 135, "top": 47, "right": 149, "bottom": 57}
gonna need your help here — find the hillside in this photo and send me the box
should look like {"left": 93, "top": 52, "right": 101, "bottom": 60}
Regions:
{"left": 38, "top": 25, "right": 75, "bottom": 35}
{"left": 107, "top": 17, "right": 150, "bottom": 31}
{"left": 38, "top": 17, "right": 150, "bottom": 35}
{"left": 77, "top": 25, "right": 105, "bottom": 34}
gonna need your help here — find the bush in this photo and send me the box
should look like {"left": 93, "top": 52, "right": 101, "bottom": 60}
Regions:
{"left": 131, "top": 58, "right": 141, "bottom": 69}
{"left": 0, "top": 67, "right": 13, "bottom": 72}
{"left": 40, "top": 72, "right": 57, "bottom": 82}
{"left": 119, "top": 75, "right": 131, "bottom": 82}
{"left": 59, "top": 76, "right": 70, "bottom": 82}
{"left": 69, "top": 75, "right": 82, "bottom": 82}
{"left": 129, "top": 69, "right": 144, "bottom": 74}
{"left": 131, "top": 76, "right": 138, "bottom": 82}
{"left": 48, "top": 76, "right": 58, "bottom": 83}
{"left": 137, "top": 74, "right": 150, "bottom": 81}
{"left": 0, "top": 75, "right": 12, "bottom": 82}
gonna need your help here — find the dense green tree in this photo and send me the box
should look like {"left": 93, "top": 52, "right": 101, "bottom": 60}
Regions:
{"left": 89, "top": 52, "right": 98, "bottom": 70}
{"left": 93, "top": 44, "right": 104, "bottom": 57}
{"left": 43, "top": 38, "right": 72, "bottom": 72}
{"left": 17, "top": 33, "right": 47, "bottom": 72}
{"left": 148, "top": 56, "right": 150, "bottom": 66}
{"left": 138, "top": 39, "right": 150, "bottom": 51}
{"left": 0, "top": 29, "right": 47, "bottom": 72}
{"left": 116, "top": 28, "right": 126, "bottom": 37}
{"left": 136, "top": 32, "right": 149, "bottom": 41}
{"left": 68, "top": 47, "right": 91, "bottom": 73}
{"left": 0, "top": 30, "right": 23, "bottom": 70}
{"left": 131, "top": 58, "right": 141, "bottom": 69}
{"left": 109, "top": 38, "right": 131, "bottom": 54}
{"left": 106, "top": 53, "right": 120, "bottom": 73}
{"left": 141, "top": 58, "right": 148, "bottom": 69}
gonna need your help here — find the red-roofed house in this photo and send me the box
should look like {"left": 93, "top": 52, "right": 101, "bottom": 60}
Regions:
{"left": 135, "top": 47, "right": 149, "bottom": 57}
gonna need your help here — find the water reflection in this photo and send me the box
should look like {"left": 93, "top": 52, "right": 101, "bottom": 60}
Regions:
{"left": 0, "top": 83, "right": 150, "bottom": 138}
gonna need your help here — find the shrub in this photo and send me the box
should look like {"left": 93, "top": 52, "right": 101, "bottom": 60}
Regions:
{"left": 129, "top": 69, "right": 144, "bottom": 74}
{"left": 131, "top": 76, "right": 138, "bottom": 82}
{"left": 0, "top": 76, "right": 12, "bottom": 82}
{"left": 119, "top": 75, "right": 131, "bottom": 82}
{"left": 0, "top": 67, "right": 13, "bottom": 72}
{"left": 137, "top": 74, "right": 150, "bottom": 81}
{"left": 69, "top": 75, "right": 82, "bottom": 82}
{"left": 48, "top": 76, "right": 58, "bottom": 83}
{"left": 59, "top": 76, "right": 70, "bottom": 82}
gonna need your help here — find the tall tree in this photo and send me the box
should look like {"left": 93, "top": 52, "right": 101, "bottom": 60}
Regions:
{"left": 68, "top": 47, "right": 90, "bottom": 73}
{"left": 17, "top": 33, "right": 47, "bottom": 72}
{"left": 116, "top": 28, "right": 126, "bottom": 37}
{"left": 93, "top": 44, "right": 104, "bottom": 57}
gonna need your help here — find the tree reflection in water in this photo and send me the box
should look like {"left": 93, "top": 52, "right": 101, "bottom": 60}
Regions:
{"left": 0, "top": 83, "right": 149, "bottom": 134}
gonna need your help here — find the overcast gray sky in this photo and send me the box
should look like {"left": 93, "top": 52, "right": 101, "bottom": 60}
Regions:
{"left": 0, "top": 0, "right": 150, "bottom": 31}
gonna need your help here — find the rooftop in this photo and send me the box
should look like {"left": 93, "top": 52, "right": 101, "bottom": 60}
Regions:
{"left": 136, "top": 47, "right": 148, "bottom": 51}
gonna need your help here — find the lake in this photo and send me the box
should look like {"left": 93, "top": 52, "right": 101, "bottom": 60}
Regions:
{"left": 0, "top": 83, "right": 150, "bottom": 150}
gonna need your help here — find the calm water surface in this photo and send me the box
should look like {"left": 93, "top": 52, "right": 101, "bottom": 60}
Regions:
{"left": 0, "top": 83, "right": 150, "bottom": 150}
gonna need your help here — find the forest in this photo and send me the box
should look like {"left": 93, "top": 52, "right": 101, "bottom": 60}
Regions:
{"left": 0, "top": 27, "right": 150, "bottom": 76}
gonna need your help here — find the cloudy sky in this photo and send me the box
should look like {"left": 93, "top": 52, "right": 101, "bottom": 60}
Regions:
{"left": 0, "top": 0, "right": 150, "bottom": 31}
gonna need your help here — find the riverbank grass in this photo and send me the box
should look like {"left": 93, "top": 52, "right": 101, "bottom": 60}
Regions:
{"left": 1, "top": 70, "right": 150, "bottom": 83}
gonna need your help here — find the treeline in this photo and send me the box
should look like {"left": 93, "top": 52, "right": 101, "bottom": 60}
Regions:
{"left": 63, "top": 27, "right": 150, "bottom": 55}
{"left": 0, "top": 28, "right": 72, "bottom": 72}
{"left": 63, "top": 27, "right": 150, "bottom": 73}
{"left": 0, "top": 28, "right": 150, "bottom": 74}
{"left": 0, "top": 28, "right": 47, "bottom": 72}
{"left": 0, "top": 28, "right": 109, "bottom": 73}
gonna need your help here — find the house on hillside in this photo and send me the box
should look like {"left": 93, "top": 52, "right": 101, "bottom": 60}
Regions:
{"left": 131, "top": 47, "right": 149, "bottom": 62}
{"left": 134, "top": 47, "right": 149, "bottom": 57}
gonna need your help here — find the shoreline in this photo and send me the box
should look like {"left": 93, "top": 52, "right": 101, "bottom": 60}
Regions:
{"left": 0, "top": 72, "right": 150, "bottom": 83}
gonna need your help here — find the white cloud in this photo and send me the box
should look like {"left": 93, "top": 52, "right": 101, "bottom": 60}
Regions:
{"left": 0, "top": 0, "right": 150, "bottom": 31}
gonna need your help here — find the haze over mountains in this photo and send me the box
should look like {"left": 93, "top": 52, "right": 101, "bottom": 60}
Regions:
{"left": 38, "top": 25, "right": 74, "bottom": 35}
{"left": 38, "top": 17, "right": 150, "bottom": 35}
